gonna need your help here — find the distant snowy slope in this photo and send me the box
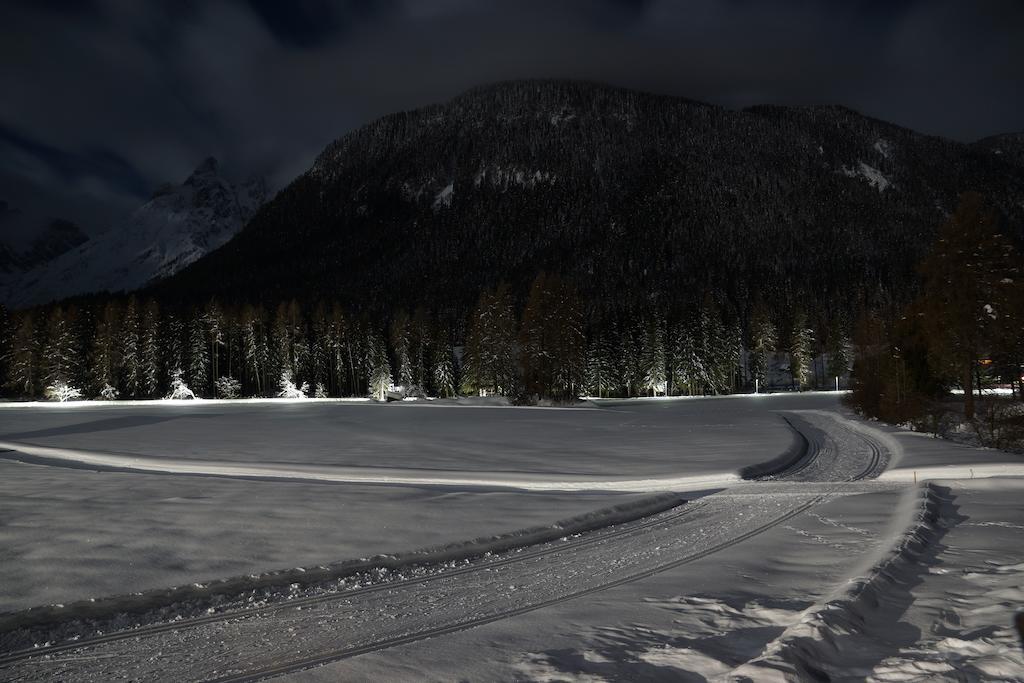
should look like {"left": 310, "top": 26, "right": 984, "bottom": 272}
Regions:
{"left": 3, "top": 158, "right": 267, "bottom": 308}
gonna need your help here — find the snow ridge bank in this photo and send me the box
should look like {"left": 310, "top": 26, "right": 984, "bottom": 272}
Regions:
{"left": 0, "top": 493, "right": 685, "bottom": 651}
{"left": 0, "top": 440, "right": 741, "bottom": 492}
{"left": 738, "top": 415, "right": 809, "bottom": 479}
{"left": 734, "top": 483, "right": 945, "bottom": 680}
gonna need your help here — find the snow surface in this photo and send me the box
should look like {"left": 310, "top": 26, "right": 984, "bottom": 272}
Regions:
{"left": 0, "top": 393, "right": 832, "bottom": 476}
{"left": 2, "top": 394, "right": 1022, "bottom": 680}
{"left": 0, "top": 395, "right": 830, "bottom": 613}
{"left": 0, "top": 459, "right": 644, "bottom": 613}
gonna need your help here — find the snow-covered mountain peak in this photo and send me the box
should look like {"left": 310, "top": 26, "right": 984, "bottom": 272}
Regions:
{"left": 2, "top": 159, "right": 269, "bottom": 308}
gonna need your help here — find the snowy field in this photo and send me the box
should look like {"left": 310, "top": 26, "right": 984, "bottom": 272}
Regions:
{"left": 0, "top": 393, "right": 827, "bottom": 611}
{"left": 1, "top": 393, "right": 1023, "bottom": 681}
{"left": 0, "top": 393, "right": 828, "bottom": 475}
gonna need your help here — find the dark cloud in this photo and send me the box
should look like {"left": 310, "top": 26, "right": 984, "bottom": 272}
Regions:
{"left": 1, "top": 0, "right": 1021, "bottom": 239}
{"left": 244, "top": 0, "right": 393, "bottom": 47}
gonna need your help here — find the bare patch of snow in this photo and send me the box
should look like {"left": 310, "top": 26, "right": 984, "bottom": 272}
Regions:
{"left": 473, "top": 165, "right": 556, "bottom": 190}
{"left": 873, "top": 138, "right": 894, "bottom": 160}
{"left": 842, "top": 162, "right": 891, "bottom": 192}
{"left": 432, "top": 183, "right": 454, "bottom": 210}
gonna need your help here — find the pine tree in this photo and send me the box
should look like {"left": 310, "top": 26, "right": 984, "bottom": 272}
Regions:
{"left": 694, "top": 297, "right": 730, "bottom": 394}
{"left": 187, "top": 315, "right": 209, "bottom": 396}
{"left": 462, "top": 283, "right": 518, "bottom": 395}
{"left": 365, "top": 329, "right": 392, "bottom": 400}
{"left": 163, "top": 310, "right": 185, "bottom": 393}
{"left": 584, "top": 329, "right": 618, "bottom": 398}
{"left": 670, "top": 319, "right": 698, "bottom": 396}
{"left": 203, "top": 299, "right": 224, "bottom": 385}
{"left": 90, "top": 302, "right": 121, "bottom": 397}
{"left": 620, "top": 321, "right": 645, "bottom": 397}
{"left": 788, "top": 310, "right": 814, "bottom": 391}
{"left": 826, "top": 315, "right": 852, "bottom": 390}
{"left": 140, "top": 299, "right": 161, "bottom": 397}
{"left": 409, "top": 307, "right": 431, "bottom": 391}
{"left": 519, "top": 273, "right": 585, "bottom": 399}
{"left": 7, "top": 312, "right": 40, "bottom": 396}
{"left": 241, "top": 305, "right": 264, "bottom": 396}
{"left": 120, "top": 297, "right": 141, "bottom": 397}
{"left": 749, "top": 307, "right": 777, "bottom": 392}
{"left": 42, "top": 307, "right": 79, "bottom": 388}
{"left": 641, "top": 322, "right": 667, "bottom": 396}
{"left": 431, "top": 324, "right": 456, "bottom": 398}
{"left": 327, "top": 303, "right": 350, "bottom": 396}
{"left": 310, "top": 302, "right": 332, "bottom": 397}
{"left": 389, "top": 309, "right": 414, "bottom": 390}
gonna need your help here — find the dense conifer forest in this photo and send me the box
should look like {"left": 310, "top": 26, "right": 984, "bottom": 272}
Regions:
{"left": 2, "top": 81, "right": 1022, "bottom": 402}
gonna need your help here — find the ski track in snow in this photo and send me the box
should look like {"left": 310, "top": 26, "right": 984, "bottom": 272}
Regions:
{"left": 0, "top": 440, "right": 743, "bottom": 492}
{"left": 0, "top": 408, "right": 937, "bottom": 493}
{"left": 0, "top": 410, "right": 907, "bottom": 681}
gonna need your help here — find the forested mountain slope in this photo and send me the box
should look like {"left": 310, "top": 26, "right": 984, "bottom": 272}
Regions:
{"left": 157, "top": 81, "right": 1024, "bottom": 324}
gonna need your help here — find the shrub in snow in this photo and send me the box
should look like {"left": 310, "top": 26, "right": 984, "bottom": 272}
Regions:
{"left": 99, "top": 383, "right": 119, "bottom": 401}
{"left": 215, "top": 376, "right": 241, "bottom": 399}
{"left": 166, "top": 370, "right": 197, "bottom": 400}
{"left": 45, "top": 381, "right": 82, "bottom": 402}
{"left": 277, "top": 370, "right": 307, "bottom": 399}
{"left": 314, "top": 382, "right": 328, "bottom": 398}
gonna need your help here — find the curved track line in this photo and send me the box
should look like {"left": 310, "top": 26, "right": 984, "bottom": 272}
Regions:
{"left": 0, "top": 409, "right": 892, "bottom": 681}
{"left": 0, "top": 499, "right": 710, "bottom": 665}
{"left": 0, "top": 440, "right": 740, "bottom": 493}
{"left": 212, "top": 498, "right": 824, "bottom": 683}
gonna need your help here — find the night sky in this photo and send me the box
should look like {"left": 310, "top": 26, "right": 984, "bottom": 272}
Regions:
{"left": 2, "top": 0, "right": 1022, "bottom": 240}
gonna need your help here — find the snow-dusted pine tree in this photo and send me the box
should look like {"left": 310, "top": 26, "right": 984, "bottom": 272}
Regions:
{"left": 162, "top": 311, "right": 185, "bottom": 392}
{"left": 43, "top": 306, "right": 79, "bottom": 390}
{"left": 277, "top": 369, "right": 306, "bottom": 399}
{"left": 187, "top": 316, "right": 209, "bottom": 396}
{"left": 120, "top": 297, "right": 141, "bottom": 397}
{"left": 749, "top": 307, "right": 777, "bottom": 391}
{"left": 45, "top": 380, "right": 82, "bottom": 402}
{"left": 389, "top": 310, "right": 414, "bottom": 391}
{"left": 365, "top": 331, "right": 392, "bottom": 400}
{"left": 431, "top": 328, "right": 456, "bottom": 398}
{"left": 584, "top": 330, "right": 618, "bottom": 398}
{"left": 789, "top": 311, "right": 814, "bottom": 390}
{"left": 7, "top": 312, "right": 39, "bottom": 396}
{"left": 462, "top": 283, "right": 518, "bottom": 395}
{"left": 140, "top": 299, "right": 161, "bottom": 397}
{"left": 242, "top": 304, "right": 268, "bottom": 396}
{"left": 641, "top": 322, "right": 667, "bottom": 396}
{"left": 215, "top": 376, "right": 241, "bottom": 399}
{"left": 670, "top": 319, "right": 697, "bottom": 396}
{"left": 166, "top": 369, "right": 196, "bottom": 400}
{"left": 90, "top": 302, "right": 120, "bottom": 397}
{"left": 519, "top": 273, "right": 585, "bottom": 399}
{"left": 203, "top": 300, "right": 225, "bottom": 386}
{"left": 620, "top": 321, "right": 645, "bottom": 397}
{"left": 826, "top": 316, "right": 852, "bottom": 389}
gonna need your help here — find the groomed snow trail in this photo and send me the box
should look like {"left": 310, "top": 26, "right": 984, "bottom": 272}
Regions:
{"left": 0, "top": 410, "right": 896, "bottom": 681}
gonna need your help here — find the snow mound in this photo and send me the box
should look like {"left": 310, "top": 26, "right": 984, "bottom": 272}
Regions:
{"left": 0, "top": 493, "right": 684, "bottom": 649}
{"left": 734, "top": 483, "right": 945, "bottom": 679}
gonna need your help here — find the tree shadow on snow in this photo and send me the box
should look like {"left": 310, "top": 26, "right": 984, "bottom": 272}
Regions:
{"left": 1, "top": 414, "right": 223, "bottom": 441}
